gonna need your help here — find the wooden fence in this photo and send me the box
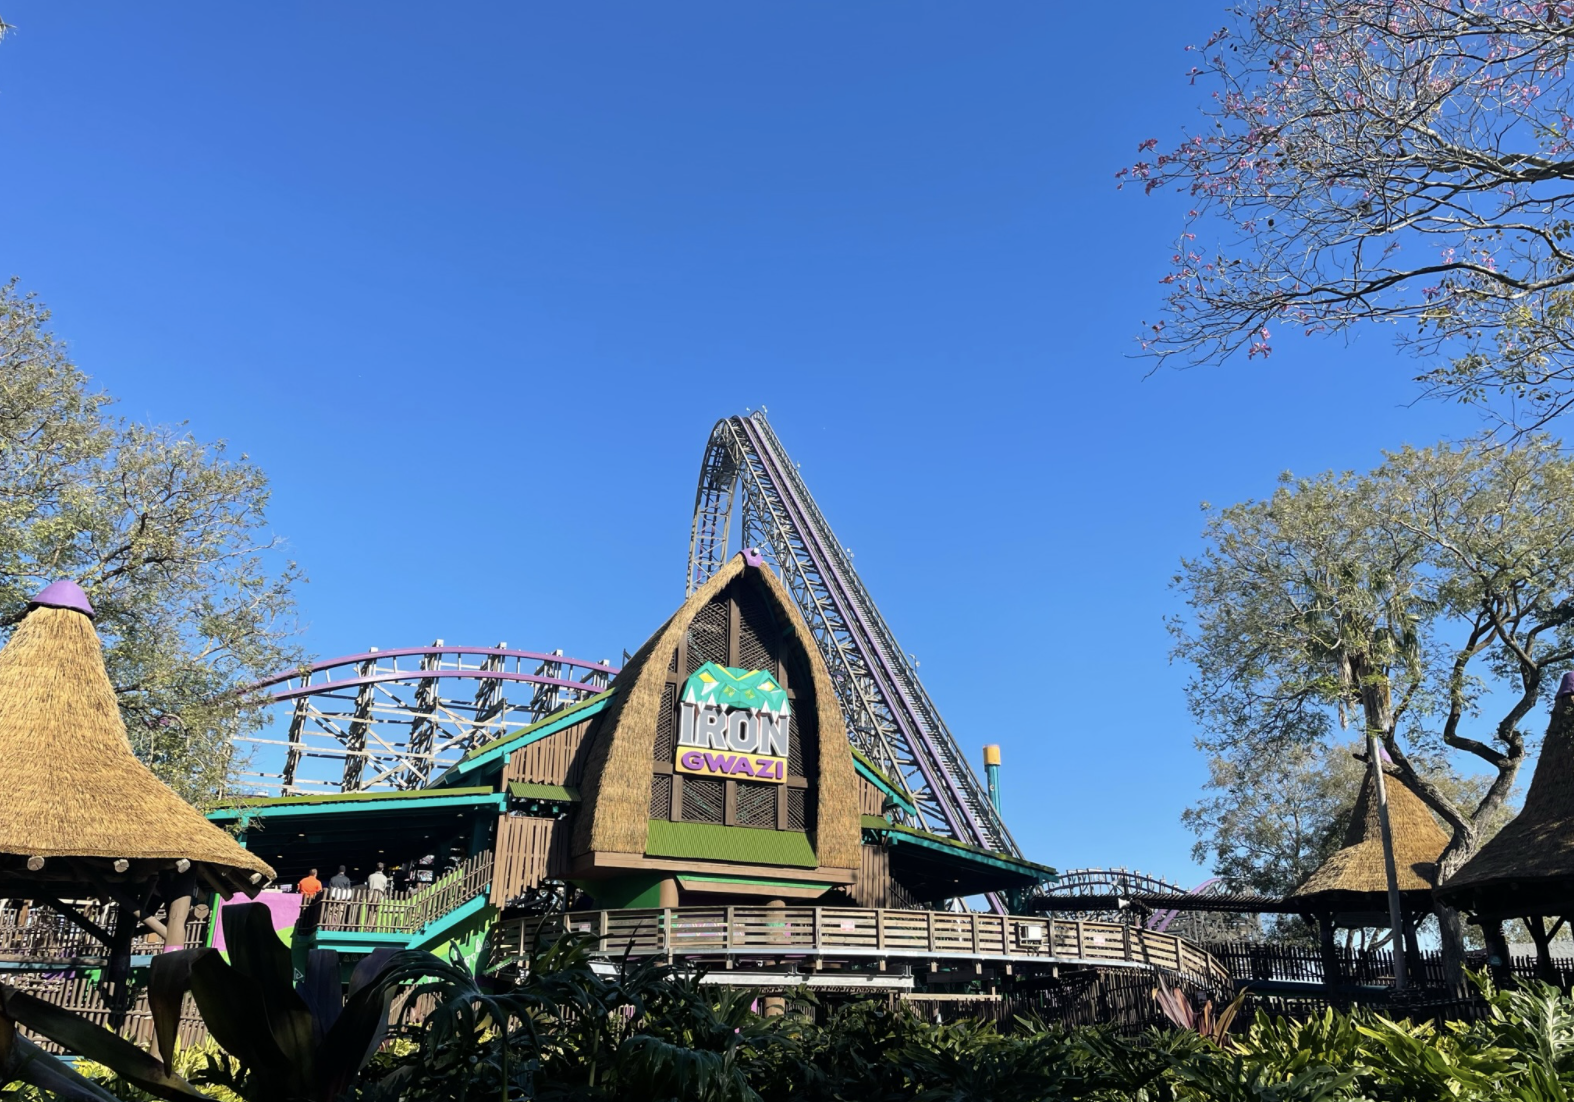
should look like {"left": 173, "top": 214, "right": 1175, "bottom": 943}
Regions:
{"left": 0, "top": 901, "right": 208, "bottom": 964}
{"left": 500, "top": 907, "right": 1230, "bottom": 984}
{"left": 2, "top": 973, "right": 208, "bottom": 1054}
{"left": 315, "top": 850, "right": 493, "bottom": 936}
{"left": 1202, "top": 941, "right": 1574, "bottom": 989}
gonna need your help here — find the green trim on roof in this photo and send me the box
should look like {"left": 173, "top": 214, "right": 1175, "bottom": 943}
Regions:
{"left": 849, "top": 748, "right": 918, "bottom": 817}
{"left": 507, "top": 781, "right": 580, "bottom": 803}
{"left": 677, "top": 874, "right": 834, "bottom": 888}
{"left": 644, "top": 820, "right": 817, "bottom": 868}
{"left": 861, "top": 814, "right": 891, "bottom": 830}
{"left": 206, "top": 788, "right": 502, "bottom": 822}
{"left": 432, "top": 692, "right": 613, "bottom": 787}
{"left": 871, "top": 821, "right": 1058, "bottom": 882}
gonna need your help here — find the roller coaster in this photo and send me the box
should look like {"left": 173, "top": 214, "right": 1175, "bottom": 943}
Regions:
{"left": 240, "top": 412, "right": 1180, "bottom": 905}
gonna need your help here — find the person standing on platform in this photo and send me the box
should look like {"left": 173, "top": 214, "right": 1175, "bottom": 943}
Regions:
{"left": 329, "top": 866, "right": 352, "bottom": 897}
{"left": 294, "top": 868, "right": 324, "bottom": 935}
{"left": 367, "top": 862, "right": 389, "bottom": 900}
{"left": 298, "top": 868, "right": 322, "bottom": 899}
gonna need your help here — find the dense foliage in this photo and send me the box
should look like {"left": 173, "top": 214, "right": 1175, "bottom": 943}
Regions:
{"left": 15, "top": 923, "right": 1574, "bottom": 1101}
{"left": 28, "top": 936, "right": 1574, "bottom": 1102}
{"left": 0, "top": 281, "right": 302, "bottom": 803}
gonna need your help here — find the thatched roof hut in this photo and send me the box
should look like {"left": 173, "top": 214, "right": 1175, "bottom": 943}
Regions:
{"left": 571, "top": 550, "right": 861, "bottom": 875}
{"left": 0, "top": 580, "right": 274, "bottom": 899}
{"left": 1436, "top": 673, "right": 1574, "bottom": 921}
{"left": 1289, "top": 752, "right": 1449, "bottom": 923}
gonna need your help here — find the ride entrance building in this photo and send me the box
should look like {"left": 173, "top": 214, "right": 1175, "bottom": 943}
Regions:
{"left": 3, "top": 412, "right": 1226, "bottom": 1023}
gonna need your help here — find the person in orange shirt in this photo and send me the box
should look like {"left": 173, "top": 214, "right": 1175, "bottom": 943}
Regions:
{"left": 298, "top": 868, "right": 322, "bottom": 899}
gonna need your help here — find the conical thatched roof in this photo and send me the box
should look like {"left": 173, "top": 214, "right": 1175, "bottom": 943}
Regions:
{"left": 1289, "top": 751, "right": 1449, "bottom": 913}
{"left": 1437, "top": 673, "right": 1574, "bottom": 920}
{"left": 570, "top": 550, "right": 861, "bottom": 870}
{"left": 0, "top": 581, "right": 273, "bottom": 896}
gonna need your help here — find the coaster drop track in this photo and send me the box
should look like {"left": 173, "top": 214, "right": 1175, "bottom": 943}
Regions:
{"left": 688, "top": 412, "right": 1018, "bottom": 859}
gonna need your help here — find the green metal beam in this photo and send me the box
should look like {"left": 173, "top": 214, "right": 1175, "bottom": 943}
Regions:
{"left": 207, "top": 789, "right": 504, "bottom": 823}
{"left": 873, "top": 823, "right": 1057, "bottom": 882}
{"left": 849, "top": 748, "right": 918, "bottom": 818}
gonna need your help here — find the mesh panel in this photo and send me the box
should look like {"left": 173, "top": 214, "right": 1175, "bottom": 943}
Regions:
{"left": 681, "top": 777, "right": 725, "bottom": 824}
{"left": 735, "top": 587, "right": 776, "bottom": 673}
{"left": 685, "top": 597, "right": 729, "bottom": 675}
{"left": 650, "top": 773, "right": 673, "bottom": 820}
{"left": 787, "top": 786, "right": 808, "bottom": 831}
{"left": 736, "top": 782, "right": 776, "bottom": 829}
{"left": 790, "top": 688, "right": 818, "bottom": 780}
{"left": 653, "top": 684, "right": 677, "bottom": 761}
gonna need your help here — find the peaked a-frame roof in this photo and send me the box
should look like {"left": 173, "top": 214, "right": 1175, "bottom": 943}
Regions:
{"left": 1438, "top": 673, "right": 1574, "bottom": 920}
{"left": 0, "top": 581, "right": 274, "bottom": 896}
{"left": 569, "top": 550, "right": 861, "bottom": 870}
{"left": 1289, "top": 752, "right": 1448, "bottom": 912}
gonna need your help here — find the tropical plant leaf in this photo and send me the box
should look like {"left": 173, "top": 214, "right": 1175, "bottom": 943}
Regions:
{"left": 3, "top": 1033, "right": 126, "bottom": 1102}
{"left": 297, "top": 950, "right": 342, "bottom": 1048}
{"left": 313, "top": 982, "right": 396, "bottom": 1102}
{"left": 187, "top": 948, "right": 296, "bottom": 1095}
{"left": 0, "top": 986, "right": 209, "bottom": 1100}
{"left": 150, "top": 949, "right": 211, "bottom": 1077}
{"left": 347, "top": 947, "right": 398, "bottom": 999}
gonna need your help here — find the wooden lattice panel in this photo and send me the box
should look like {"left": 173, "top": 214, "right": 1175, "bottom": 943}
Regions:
{"left": 736, "top": 781, "right": 777, "bottom": 828}
{"left": 685, "top": 597, "right": 729, "bottom": 674}
{"left": 649, "top": 773, "right": 672, "bottom": 819}
{"left": 681, "top": 777, "right": 725, "bottom": 824}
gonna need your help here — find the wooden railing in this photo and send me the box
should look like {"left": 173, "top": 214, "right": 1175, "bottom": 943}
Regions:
{"left": 0, "top": 903, "right": 208, "bottom": 964}
{"left": 498, "top": 907, "right": 1229, "bottom": 984}
{"left": 316, "top": 851, "right": 493, "bottom": 936}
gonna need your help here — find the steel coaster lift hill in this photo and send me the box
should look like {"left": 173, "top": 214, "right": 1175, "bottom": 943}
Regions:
{"left": 74, "top": 411, "right": 1227, "bottom": 1011}
{"left": 688, "top": 415, "right": 1017, "bottom": 866}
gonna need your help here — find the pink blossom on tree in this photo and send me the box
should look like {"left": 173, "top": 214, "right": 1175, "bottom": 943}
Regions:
{"left": 1125, "top": 1, "right": 1574, "bottom": 425}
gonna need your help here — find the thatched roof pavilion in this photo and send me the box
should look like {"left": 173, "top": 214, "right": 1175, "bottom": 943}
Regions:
{"left": 0, "top": 580, "right": 273, "bottom": 903}
{"left": 1436, "top": 673, "right": 1574, "bottom": 923}
{"left": 1289, "top": 754, "right": 1449, "bottom": 925}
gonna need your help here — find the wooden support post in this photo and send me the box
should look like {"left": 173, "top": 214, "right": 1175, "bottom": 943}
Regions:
{"left": 1482, "top": 919, "right": 1514, "bottom": 990}
{"left": 1317, "top": 914, "right": 1342, "bottom": 989}
{"left": 104, "top": 904, "right": 135, "bottom": 1032}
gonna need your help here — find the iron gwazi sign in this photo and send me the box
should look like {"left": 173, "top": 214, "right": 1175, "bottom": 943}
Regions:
{"left": 676, "top": 662, "right": 790, "bottom": 784}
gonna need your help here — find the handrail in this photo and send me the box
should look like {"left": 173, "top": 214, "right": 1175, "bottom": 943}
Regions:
{"left": 315, "top": 850, "right": 494, "bottom": 936}
{"left": 496, "top": 906, "right": 1229, "bottom": 985}
{"left": 0, "top": 903, "right": 207, "bottom": 963}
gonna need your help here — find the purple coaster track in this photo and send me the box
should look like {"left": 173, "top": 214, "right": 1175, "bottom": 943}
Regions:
{"left": 242, "top": 646, "right": 618, "bottom": 795}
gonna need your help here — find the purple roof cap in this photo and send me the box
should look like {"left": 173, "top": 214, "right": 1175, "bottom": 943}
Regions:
{"left": 1559, "top": 671, "right": 1574, "bottom": 699}
{"left": 29, "top": 579, "right": 94, "bottom": 619}
{"left": 741, "top": 547, "right": 765, "bottom": 568}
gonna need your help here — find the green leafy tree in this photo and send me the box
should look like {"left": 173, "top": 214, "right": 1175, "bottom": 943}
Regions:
{"left": 0, "top": 281, "right": 302, "bottom": 803}
{"left": 1172, "top": 437, "right": 1574, "bottom": 975}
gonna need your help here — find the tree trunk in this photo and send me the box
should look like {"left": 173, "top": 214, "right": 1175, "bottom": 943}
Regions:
{"left": 1528, "top": 915, "right": 1559, "bottom": 986}
{"left": 1433, "top": 840, "right": 1474, "bottom": 994}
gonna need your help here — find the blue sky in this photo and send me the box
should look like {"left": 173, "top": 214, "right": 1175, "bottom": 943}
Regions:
{"left": 0, "top": 3, "right": 1485, "bottom": 881}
